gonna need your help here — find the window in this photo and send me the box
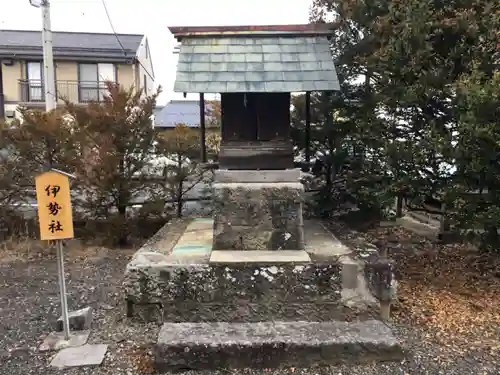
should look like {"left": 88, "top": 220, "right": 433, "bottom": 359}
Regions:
{"left": 26, "top": 62, "right": 43, "bottom": 101}
{"left": 78, "top": 63, "right": 116, "bottom": 102}
{"left": 143, "top": 74, "right": 147, "bottom": 95}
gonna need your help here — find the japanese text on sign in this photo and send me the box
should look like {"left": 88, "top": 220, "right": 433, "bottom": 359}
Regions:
{"left": 35, "top": 171, "right": 74, "bottom": 240}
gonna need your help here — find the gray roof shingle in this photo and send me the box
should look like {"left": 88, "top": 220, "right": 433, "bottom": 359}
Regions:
{"left": 173, "top": 36, "right": 340, "bottom": 93}
{"left": 154, "top": 100, "right": 212, "bottom": 128}
{"left": 0, "top": 30, "right": 144, "bottom": 60}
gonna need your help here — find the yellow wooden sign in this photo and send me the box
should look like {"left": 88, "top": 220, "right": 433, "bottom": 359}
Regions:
{"left": 35, "top": 171, "right": 74, "bottom": 241}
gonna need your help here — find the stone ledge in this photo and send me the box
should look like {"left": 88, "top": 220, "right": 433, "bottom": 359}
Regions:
{"left": 325, "top": 221, "right": 398, "bottom": 304}
{"left": 154, "top": 320, "right": 403, "bottom": 370}
{"left": 209, "top": 250, "right": 311, "bottom": 264}
{"left": 127, "top": 218, "right": 191, "bottom": 263}
{"left": 214, "top": 169, "right": 301, "bottom": 183}
{"left": 213, "top": 182, "right": 304, "bottom": 190}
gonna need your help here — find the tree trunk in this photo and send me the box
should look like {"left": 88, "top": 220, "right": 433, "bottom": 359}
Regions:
{"left": 439, "top": 201, "right": 450, "bottom": 233}
{"left": 483, "top": 225, "right": 499, "bottom": 252}
{"left": 46, "top": 137, "right": 54, "bottom": 166}
{"left": 117, "top": 157, "right": 128, "bottom": 246}
{"left": 176, "top": 180, "right": 183, "bottom": 218}
{"left": 395, "top": 194, "right": 404, "bottom": 218}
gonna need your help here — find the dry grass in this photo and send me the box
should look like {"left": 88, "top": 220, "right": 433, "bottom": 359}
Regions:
{"left": 0, "top": 236, "right": 51, "bottom": 264}
{"left": 0, "top": 234, "right": 122, "bottom": 265}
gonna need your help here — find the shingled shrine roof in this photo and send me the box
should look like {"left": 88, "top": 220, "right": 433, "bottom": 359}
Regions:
{"left": 169, "top": 24, "right": 340, "bottom": 93}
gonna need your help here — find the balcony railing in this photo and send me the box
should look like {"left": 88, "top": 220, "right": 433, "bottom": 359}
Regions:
{"left": 18, "top": 79, "right": 116, "bottom": 104}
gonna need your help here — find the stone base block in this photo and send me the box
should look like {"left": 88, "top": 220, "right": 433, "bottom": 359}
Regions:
{"left": 125, "top": 259, "right": 379, "bottom": 322}
{"left": 56, "top": 307, "right": 93, "bottom": 332}
{"left": 154, "top": 320, "right": 404, "bottom": 371}
{"left": 124, "top": 218, "right": 380, "bottom": 323}
{"left": 126, "top": 262, "right": 343, "bottom": 321}
{"left": 212, "top": 180, "right": 304, "bottom": 250}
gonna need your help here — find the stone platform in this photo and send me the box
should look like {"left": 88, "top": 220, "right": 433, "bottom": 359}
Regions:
{"left": 154, "top": 320, "right": 403, "bottom": 371}
{"left": 124, "top": 217, "right": 401, "bottom": 370}
{"left": 124, "top": 218, "right": 383, "bottom": 323}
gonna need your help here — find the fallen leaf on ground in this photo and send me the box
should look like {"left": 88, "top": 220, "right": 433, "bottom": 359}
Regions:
{"left": 365, "top": 226, "right": 500, "bottom": 353}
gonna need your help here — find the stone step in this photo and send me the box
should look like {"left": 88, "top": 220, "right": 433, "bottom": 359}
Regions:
{"left": 154, "top": 320, "right": 403, "bottom": 371}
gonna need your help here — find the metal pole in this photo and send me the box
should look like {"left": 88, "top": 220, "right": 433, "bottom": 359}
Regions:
{"left": 41, "top": 0, "right": 57, "bottom": 111}
{"left": 199, "top": 93, "right": 207, "bottom": 163}
{"left": 56, "top": 240, "right": 70, "bottom": 340}
{"left": 305, "top": 91, "right": 311, "bottom": 166}
{"left": 0, "top": 60, "right": 5, "bottom": 121}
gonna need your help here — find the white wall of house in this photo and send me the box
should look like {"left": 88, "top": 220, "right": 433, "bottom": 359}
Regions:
{"left": 136, "top": 36, "right": 155, "bottom": 97}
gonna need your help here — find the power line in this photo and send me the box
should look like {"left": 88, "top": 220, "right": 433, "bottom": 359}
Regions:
{"left": 100, "top": 0, "right": 155, "bottom": 82}
{"left": 101, "top": 0, "right": 126, "bottom": 54}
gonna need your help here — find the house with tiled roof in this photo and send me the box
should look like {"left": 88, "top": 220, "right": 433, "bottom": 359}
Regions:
{"left": 153, "top": 99, "right": 220, "bottom": 131}
{"left": 0, "top": 29, "right": 155, "bottom": 121}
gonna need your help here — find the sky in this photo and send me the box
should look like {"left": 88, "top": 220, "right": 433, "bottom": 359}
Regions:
{"left": 0, "top": 0, "right": 312, "bottom": 105}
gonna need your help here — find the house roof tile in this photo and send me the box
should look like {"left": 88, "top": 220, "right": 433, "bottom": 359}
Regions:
{"left": 154, "top": 100, "right": 215, "bottom": 128}
{"left": 0, "top": 30, "right": 144, "bottom": 61}
{"left": 172, "top": 35, "right": 340, "bottom": 93}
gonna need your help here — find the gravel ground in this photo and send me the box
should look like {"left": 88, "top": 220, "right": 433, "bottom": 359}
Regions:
{"left": 1, "top": 237, "right": 498, "bottom": 375}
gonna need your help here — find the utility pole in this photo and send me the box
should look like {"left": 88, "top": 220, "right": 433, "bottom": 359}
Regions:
{"left": 30, "top": 0, "right": 57, "bottom": 166}
{"left": 30, "top": 0, "right": 57, "bottom": 111}
{"left": 31, "top": 0, "right": 70, "bottom": 343}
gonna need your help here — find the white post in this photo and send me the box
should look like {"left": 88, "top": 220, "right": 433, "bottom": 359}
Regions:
{"left": 41, "top": 0, "right": 57, "bottom": 111}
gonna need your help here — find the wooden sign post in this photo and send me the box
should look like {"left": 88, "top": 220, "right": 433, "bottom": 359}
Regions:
{"left": 35, "top": 169, "right": 75, "bottom": 341}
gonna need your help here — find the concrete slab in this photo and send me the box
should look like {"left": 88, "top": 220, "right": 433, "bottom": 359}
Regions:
{"left": 397, "top": 215, "right": 438, "bottom": 239}
{"left": 183, "top": 217, "right": 214, "bottom": 232}
{"left": 159, "top": 253, "right": 211, "bottom": 265}
{"left": 166, "top": 218, "right": 214, "bottom": 263}
{"left": 50, "top": 344, "right": 108, "bottom": 368}
{"left": 172, "top": 245, "right": 212, "bottom": 255}
{"left": 304, "top": 220, "right": 352, "bottom": 260}
{"left": 173, "top": 218, "right": 213, "bottom": 250}
{"left": 39, "top": 330, "right": 90, "bottom": 352}
{"left": 210, "top": 250, "right": 311, "bottom": 264}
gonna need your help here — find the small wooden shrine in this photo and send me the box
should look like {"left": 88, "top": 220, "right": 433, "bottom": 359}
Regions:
{"left": 169, "top": 24, "right": 340, "bottom": 250}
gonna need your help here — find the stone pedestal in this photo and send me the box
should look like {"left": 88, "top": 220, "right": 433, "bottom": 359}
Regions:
{"left": 212, "top": 169, "right": 304, "bottom": 251}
